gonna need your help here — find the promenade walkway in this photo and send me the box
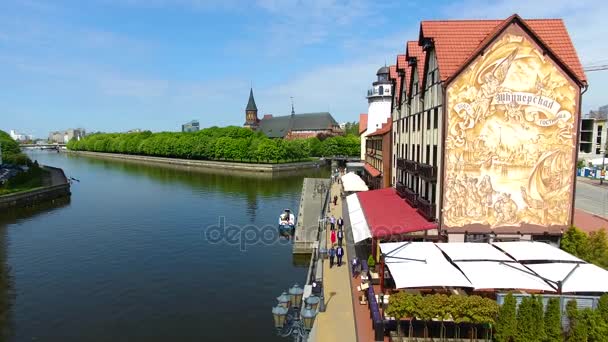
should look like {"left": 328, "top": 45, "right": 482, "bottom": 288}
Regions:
{"left": 312, "top": 181, "right": 357, "bottom": 342}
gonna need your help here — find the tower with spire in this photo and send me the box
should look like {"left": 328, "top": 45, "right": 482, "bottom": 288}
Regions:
{"left": 244, "top": 88, "right": 259, "bottom": 129}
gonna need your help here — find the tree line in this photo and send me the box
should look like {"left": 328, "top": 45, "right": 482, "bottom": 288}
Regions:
{"left": 0, "top": 130, "right": 29, "bottom": 165}
{"left": 386, "top": 291, "right": 608, "bottom": 341}
{"left": 67, "top": 126, "right": 360, "bottom": 163}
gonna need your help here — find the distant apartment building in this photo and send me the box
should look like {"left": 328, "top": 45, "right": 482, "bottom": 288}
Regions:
{"left": 48, "top": 128, "right": 85, "bottom": 143}
{"left": 182, "top": 120, "right": 200, "bottom": 133}
{"left": 9, "top": 130, "right": 32, "bottom": 142}
{"left": 389, "top": 14, "right": 586, "bottom": 243}
{"left": 579, "top": 105, "right": 608, "bottom": 160}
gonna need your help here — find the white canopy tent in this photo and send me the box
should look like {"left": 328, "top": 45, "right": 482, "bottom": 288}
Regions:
{"left": 436, "top": 243, "right": 556, "bottom": 292}
{"left": 436, "top": 242, "right": 513, "bottom": 262}
{"left": 341, "top": 172, "right": 369, "bottom": 192}
{"left": 454, "top": 261, "right": 556, "bottom": 292}
{"left": 379, "top": 242, "right": 473, "bottom": 289}
{"left": 493, "top": 241, "right": 583, "bottom": 263}
{"left": 527, "top": 263, "right": 608, "bottom": 293}
{"left": 346, "top": 194, "right": 371, "bottom": 243}
{"left": 494, "top": 241, "right": 608, "bottom": 293}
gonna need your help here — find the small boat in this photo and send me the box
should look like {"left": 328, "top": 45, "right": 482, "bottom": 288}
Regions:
{"left": 278, "top": 209, "right": 296, "bottom": 234}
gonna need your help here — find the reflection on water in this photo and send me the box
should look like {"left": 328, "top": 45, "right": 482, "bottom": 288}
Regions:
{"left": 0, "top": 151, "right": 329, "bottom": 341}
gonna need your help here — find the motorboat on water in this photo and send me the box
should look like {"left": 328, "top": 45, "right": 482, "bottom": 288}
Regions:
{"left": 278, "top": 209, "right": 296, "bottom": 234}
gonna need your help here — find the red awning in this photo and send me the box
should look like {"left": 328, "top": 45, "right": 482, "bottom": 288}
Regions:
{"left": 357, "top": 188, "right": 437, "bottom": 239}
{"left": 364, "top": 163, "right": 381, "bottom": 177}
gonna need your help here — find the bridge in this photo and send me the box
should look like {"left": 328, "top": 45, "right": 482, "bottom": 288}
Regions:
{"left": 20, "top": 144, "right": 66, "bottom": 150}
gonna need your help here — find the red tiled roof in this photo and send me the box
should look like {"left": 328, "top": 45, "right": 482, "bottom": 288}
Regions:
{"left": 389, "top": 65, "right": 397, "bottom": 81}
{"left": 420, "top": 15, "right": 586, "bottom": 84}
{"left": 357, "top": 188, "right": 438, "bottom": 238}
{"left": 394, "top": 72, "right": 402, "bottom": 106}
{"left": 363, "top": 163, "right": 381, "bottom": 178}
{"left": 396, "top": 54, "right": 407, "bottom": 71}
{"left": 368, "top": 120, "right": 391, "bottom": 136}
{"left": 359, "top": 113, "right": 368, "bottom": 134}
{"left": 406, "top": 41, "right": 425, "bottom": 97}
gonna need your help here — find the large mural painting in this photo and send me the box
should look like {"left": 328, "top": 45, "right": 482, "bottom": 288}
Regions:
{"left": 443, "top": 27, "right": 579, "bottom": 230}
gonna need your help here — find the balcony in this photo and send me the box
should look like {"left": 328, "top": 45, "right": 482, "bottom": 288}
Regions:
{"left": 404, "top": 160, "right": 418, "bottom": 174}
{"left": 403, "top": 187, "right": 418, "bottom": 207}
{"left": 396, "top": 182, "right": 407, "bottom": 198}
{"left": 396, "top": 158, "right": 406, "bottom": 169}
{"left": 417, "top": 197, "right": 436, "bottom": 221}
{"left": 418, "top": 163, "right": 437, "bottom": 181}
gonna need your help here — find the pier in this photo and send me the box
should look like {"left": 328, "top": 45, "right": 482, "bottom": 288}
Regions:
{"left": 292, "top": 178, "right": 330, "bottom": 254}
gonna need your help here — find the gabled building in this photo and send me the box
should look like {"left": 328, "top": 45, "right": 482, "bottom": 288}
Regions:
{"left": 390, "top": 14, "right": 587, "bottom": 243}
{"left": 243, "top": 88, "right": 342, "bottom": 139}
{"left": 364, "top": 120, "right": 391, "bottom": 189}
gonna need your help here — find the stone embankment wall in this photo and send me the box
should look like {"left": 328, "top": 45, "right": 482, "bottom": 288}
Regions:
{"left": 65, "top": 150, "right": 322, "bottom": 173}
{"left": 0, "top": 166, "right": 71, "bottom": 210}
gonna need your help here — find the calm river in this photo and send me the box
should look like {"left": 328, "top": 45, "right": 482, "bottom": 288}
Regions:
{"left": 0, "top": 151, "right": 329, "bottom": 341}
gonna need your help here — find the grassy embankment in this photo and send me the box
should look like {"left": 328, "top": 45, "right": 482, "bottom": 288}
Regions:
{"left": 0, "top": 130, "right": 49, "bottom": 195}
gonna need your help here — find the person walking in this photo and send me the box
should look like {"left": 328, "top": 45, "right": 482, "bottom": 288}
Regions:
{"left": 336, "top": 246, "right": 344, "bottom": 266}
{"left": 351, "top": 257, "right": 359, "bottom": 277}
{"left": 333, "top": 195, "right": 338, "bottom": 206}
{"left": 330, "top": 229, "right": 336, "bottom": 246}
{"left": 328, "top": 246, "right": 336, "bottom": 268}
{"left": 337, "top": 228, "right": 344, "bottom": 247}
{"left": 337, "top": 217, "right": 344, "bottom": 230}
{"left": 330, "top": 215, "right": 336, "bottom": 230}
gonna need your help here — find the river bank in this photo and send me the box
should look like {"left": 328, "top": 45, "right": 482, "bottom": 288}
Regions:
{"left": 0, "top": 166, "right": 71, "bottom": 210}
{"left": 64, "top": 150, "right": 324, "bottom": 173}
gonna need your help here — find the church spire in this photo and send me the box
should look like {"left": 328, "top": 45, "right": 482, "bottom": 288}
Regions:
{"left": 290, "top": 96, "right": 295, "bottom": 116}
{"left": 246, "top": 88, "right": 258, "bottom": 111}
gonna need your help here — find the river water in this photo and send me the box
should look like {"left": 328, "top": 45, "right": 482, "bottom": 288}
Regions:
{"left": 0, "top": 151, "right": 329, "bottom": 341}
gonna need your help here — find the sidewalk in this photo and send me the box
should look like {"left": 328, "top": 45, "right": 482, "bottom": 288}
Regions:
{"left": 313, "top": 181, "right": 357, "bottom": 342}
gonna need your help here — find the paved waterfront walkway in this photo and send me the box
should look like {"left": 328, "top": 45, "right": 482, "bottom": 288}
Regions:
{"left": 313, "top": 181, "right": 357, "bottom": 342}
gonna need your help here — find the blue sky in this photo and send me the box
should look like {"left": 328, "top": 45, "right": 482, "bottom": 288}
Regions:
{"left": 2, "top": 0, "right": 607, "bottom": 137}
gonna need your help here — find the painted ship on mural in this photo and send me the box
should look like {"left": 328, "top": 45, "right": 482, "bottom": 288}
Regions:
{"left": 442, "top": 31, "right": 577, "bottom": 229}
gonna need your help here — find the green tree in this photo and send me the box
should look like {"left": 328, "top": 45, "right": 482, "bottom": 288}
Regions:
{"left": 516, "top": 296, "right": 536, "bottom": 342}
{"left": 544, "top": 298, "right": 562, "bottom": 342}
{"left": 496, "top": 293, "right": 517, "bottom": 342}
{"left": 385, "top": 292, "right": 421, "bottom": 338}
{"left": 530, "top": 296, "right": 546, "bottom": 341}
{"left": 561, "top": 226, "right": 591, "bottom": 260}
{"left": 567, "top": 299, "right": 588, "bottom": 342}
{"left": 598, "top": 294, "right": 608, "bottom": 325}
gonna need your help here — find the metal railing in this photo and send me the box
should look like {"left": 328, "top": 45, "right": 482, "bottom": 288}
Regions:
{"left": 417, "top": 197, "right": 437, "bottom": 221}
{"left": 418, "top": 163, "right": 437, "bottom": 181}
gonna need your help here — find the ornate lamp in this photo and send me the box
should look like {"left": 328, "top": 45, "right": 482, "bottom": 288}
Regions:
{"left": 289, "top": 284, "right": 304, "bottom": 308}
{"left": 305, "top": 294, "right": 320, "bottom": 311}
{"left": 272, "top": 305, "right": 288, "bottom": 329}
{"left": 277, "top": 291, "right": 291, "bottom": 308}
{"left": 300, "top": 305, "right": 317, "bottom": 331}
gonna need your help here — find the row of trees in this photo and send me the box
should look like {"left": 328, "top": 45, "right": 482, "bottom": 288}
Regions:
{"left": 496, "top": 293, "right": 608, "bottom": 342}
{"left": 561, "top": 226, "right": 608, "bottom": 269}
{"left": 0, "top": 130, "right": 29, "bottom": 165}
{"left": 386, "top": 292, "right": 608, "bottom": 341}
{"left": 385, "top": 292, "right": 499, "bottom": 339}
{"left": 67, "top": 127, "right": 360, "bottom": 163}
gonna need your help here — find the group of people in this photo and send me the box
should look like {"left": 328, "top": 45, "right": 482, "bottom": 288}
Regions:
{"left": 328, "top": 215, "right": 346, "bottom": 267}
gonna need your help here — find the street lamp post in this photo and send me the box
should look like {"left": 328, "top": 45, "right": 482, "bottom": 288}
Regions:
{"left": 601, "top": 149, "right": 606, "bottom": 185}
{"left": 272, "top": 284, "right": 319, "bottom": 341}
